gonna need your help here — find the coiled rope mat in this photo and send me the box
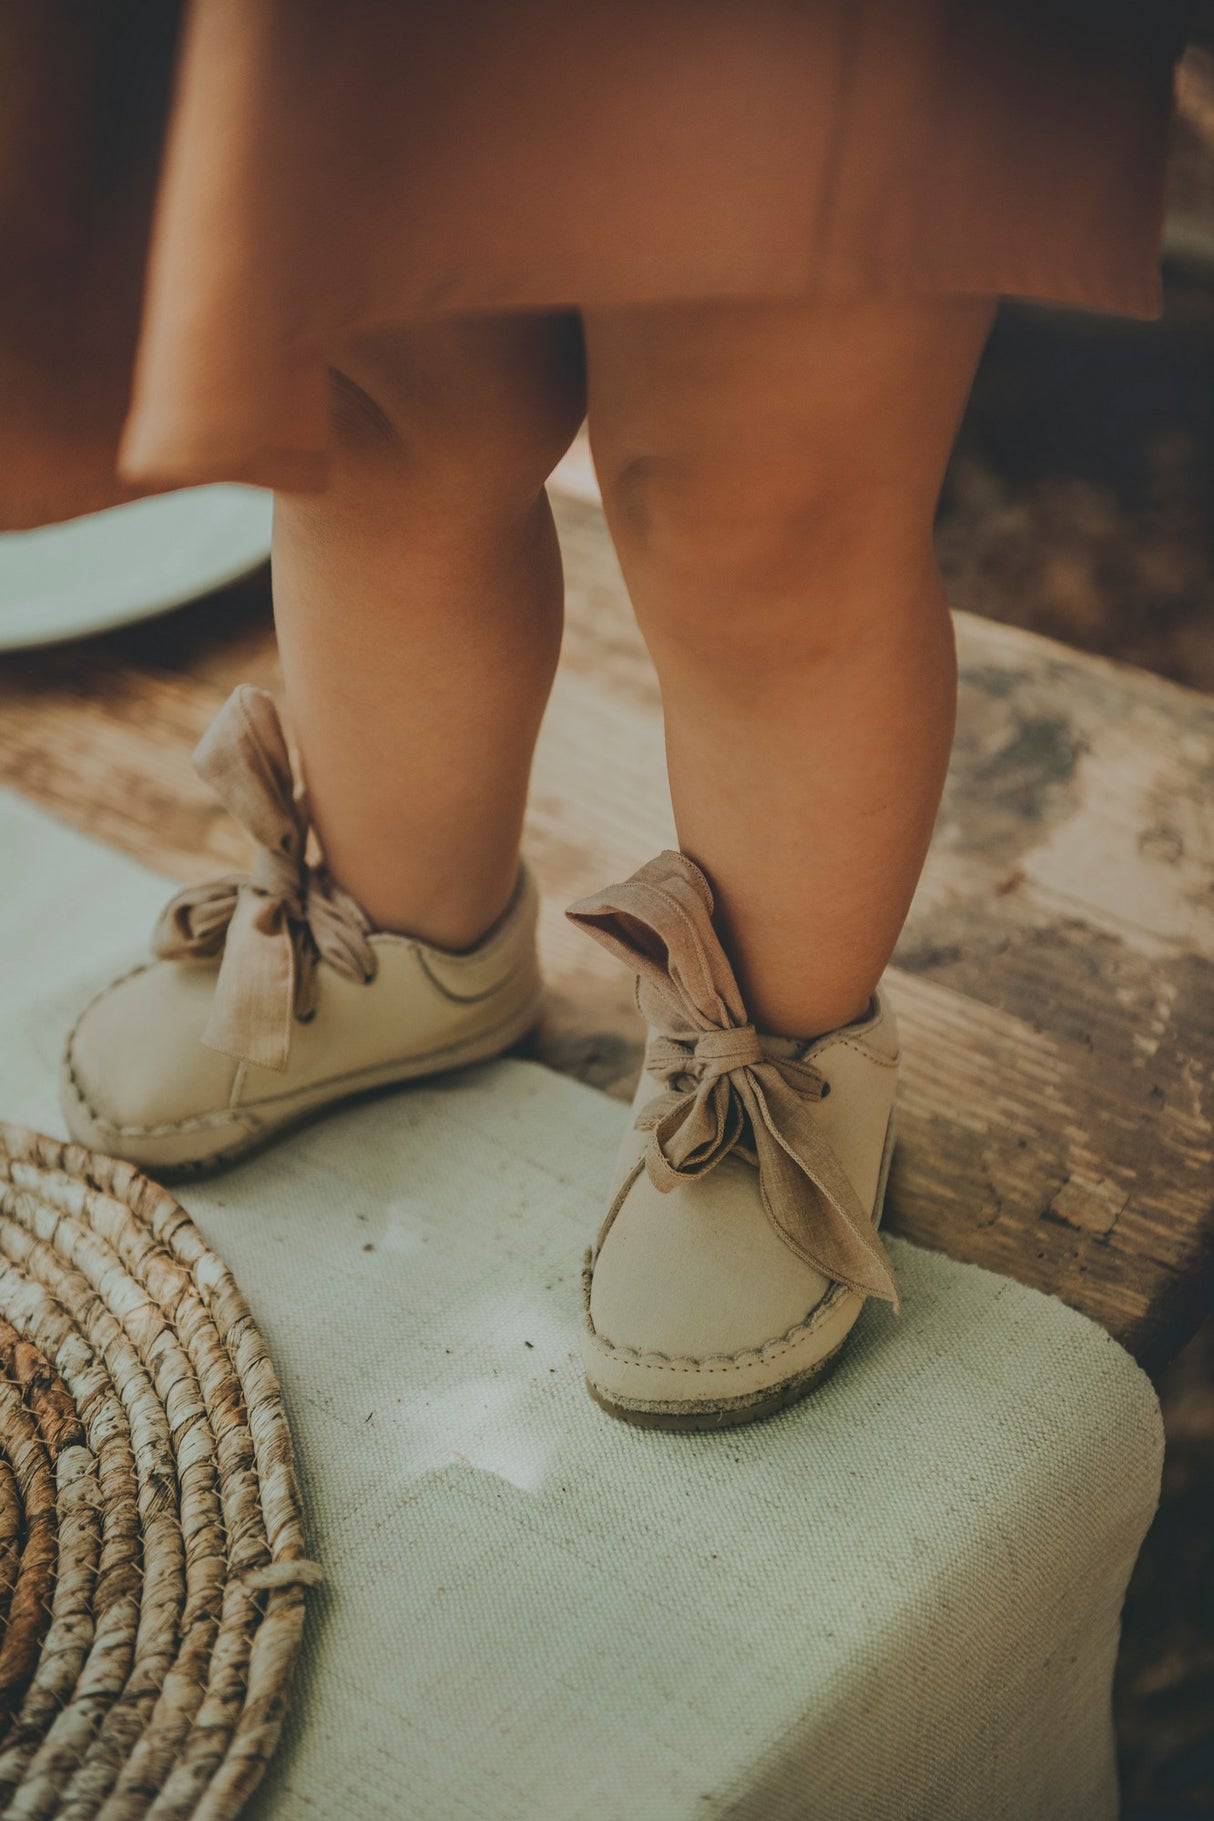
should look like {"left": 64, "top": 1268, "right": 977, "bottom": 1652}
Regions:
{"left": 0, "top": 1122, "right": 318, "bottom": 1821}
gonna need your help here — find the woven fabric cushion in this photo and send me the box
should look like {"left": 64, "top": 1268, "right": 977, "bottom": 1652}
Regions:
{"left": 0, "top": 791, "right": 1163, "bottom": 1821}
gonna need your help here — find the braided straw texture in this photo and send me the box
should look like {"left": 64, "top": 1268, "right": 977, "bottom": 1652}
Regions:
{"left": 0, "top": 1123, "right": 318, "bottom": 1820}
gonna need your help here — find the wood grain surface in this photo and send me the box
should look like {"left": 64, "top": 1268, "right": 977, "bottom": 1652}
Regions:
{"left": 0, "top": 484, "right": 1210, "bottom": 1371}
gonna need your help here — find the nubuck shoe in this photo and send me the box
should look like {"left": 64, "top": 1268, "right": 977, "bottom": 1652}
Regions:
{"left": 565, "top": 850, "right": 901, "bottom": 1430}
{"left": 61, "top": 685, "right": 544, "bottom": 1178}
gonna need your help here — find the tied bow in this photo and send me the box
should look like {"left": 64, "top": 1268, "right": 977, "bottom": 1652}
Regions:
{"left": 565, "top": 851, "right": 899, "bottom": 1307}
{"left": 151, "top": 686, "right": 377, "bottom": 1072}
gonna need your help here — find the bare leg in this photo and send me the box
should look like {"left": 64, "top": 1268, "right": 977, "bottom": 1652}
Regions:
{"left": 582, "top": 293, "right": 995, "bottom": 1037}
{"left": 272, "top": 310, "right": 586, "bottom": 948}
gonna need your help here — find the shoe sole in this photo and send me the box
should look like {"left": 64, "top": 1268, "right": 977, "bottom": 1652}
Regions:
{"left": 61, "top": 989, "right": 546, "bottom": 1184}
{"left": 585, "top": 1105, "right": 899, "bottom": 1432}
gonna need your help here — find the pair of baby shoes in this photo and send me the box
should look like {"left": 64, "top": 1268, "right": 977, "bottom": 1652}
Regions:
{"left": 62, "top": 685, "right": 901, "bottom": 1431}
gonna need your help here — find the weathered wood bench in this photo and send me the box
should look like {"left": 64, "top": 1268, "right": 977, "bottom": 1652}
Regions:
{"left": 0, "top": 480, "right": 1209, "bottom": 1372}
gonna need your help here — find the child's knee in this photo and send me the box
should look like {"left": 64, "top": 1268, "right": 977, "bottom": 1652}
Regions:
{"left": 325, "top": 314, "right": 586, "bottom": 506}
{"left": 596, "top": 442, "right": 935, "bottom": 623}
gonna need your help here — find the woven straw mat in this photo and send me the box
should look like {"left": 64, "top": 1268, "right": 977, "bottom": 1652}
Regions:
{"left": 0, "top": 1122, "right": 318, "bottom": 1820}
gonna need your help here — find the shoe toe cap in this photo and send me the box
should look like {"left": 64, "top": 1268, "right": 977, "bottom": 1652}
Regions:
{"left": 63, "top": 959, "right": 239, "bottom": 1138}
{"left": 583, "top": 1155, "right": 866, "bottom": 1418}
{"left": 587, "top": 1153, "right": 836, "bottom": 1365}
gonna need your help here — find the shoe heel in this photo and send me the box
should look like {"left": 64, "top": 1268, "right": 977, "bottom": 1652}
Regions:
{"left": 873, "top": 1105, "right": 898, "bottom": 1232}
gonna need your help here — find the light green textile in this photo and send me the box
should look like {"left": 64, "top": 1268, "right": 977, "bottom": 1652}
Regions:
{"left": 0, "top": 791, "right": 1163, "bottom": 1821}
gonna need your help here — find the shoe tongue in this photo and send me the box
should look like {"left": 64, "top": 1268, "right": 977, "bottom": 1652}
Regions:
{"left": 755, "top": 1030, "right": 808, "bottom": 1062}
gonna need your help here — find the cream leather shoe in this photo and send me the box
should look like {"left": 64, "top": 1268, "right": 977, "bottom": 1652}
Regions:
{"left": 61, "top": 686, "right": 545, "bottom": 1178}
{"left": 565, "top": 851, "right": 901, "bottom": 1430}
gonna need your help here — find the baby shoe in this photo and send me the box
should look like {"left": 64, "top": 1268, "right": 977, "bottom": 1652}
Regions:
{"left": 565, "top": 850, "right": 900, "bottom": 1430}
{"left": 61, "top": 685, "right": 544, "bottom": 1178}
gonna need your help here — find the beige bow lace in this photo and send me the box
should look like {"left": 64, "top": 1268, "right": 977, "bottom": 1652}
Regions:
{"left": 565, "top": 850, "right": 899, "bottom": 1307}
{"left": 151, "top": 686, "right": 377, "bottom": 1072}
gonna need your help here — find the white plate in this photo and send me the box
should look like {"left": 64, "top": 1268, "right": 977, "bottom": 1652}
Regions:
{"left": 0, "top": 485, "right": 273, "bottom": 651}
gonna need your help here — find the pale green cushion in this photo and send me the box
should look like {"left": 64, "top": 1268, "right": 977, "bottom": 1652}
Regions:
{"left": 0, "top": 791, "right": 1163, "bottom": 1821}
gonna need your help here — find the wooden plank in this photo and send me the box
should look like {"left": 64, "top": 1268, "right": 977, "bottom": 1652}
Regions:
{"left": 0, "top": 486, "right": 1209, "bottom": 1368}
{"left": 0, "top": 649, "right": 242, "bottom": 877}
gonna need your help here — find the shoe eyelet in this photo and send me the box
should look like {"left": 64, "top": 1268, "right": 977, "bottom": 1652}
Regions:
{"left": 819, "top": 1081, "right": 831, "bottom": 1098}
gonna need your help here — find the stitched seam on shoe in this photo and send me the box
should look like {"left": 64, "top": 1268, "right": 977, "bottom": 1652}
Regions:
{"left": 584, "top": 1097, "right": 894, "bottom": 1372}
{"left": 583, "top": 1251, "right": 854, "bottom": 1371}
{"left": 65, "top": 960, "right": 154, "bottom": 1041}
{"left": 63, "top": 990, "right": 543, "bottom": 1139}
{"left": 62, "top": 959, "right": 246, "bottom": 1141}
{"left": 586, "top": 1101, "right": 895, "bottom": 1373}
{"left": 410, "top": 910, "right": 531, "bottom": 967}
{"left": 384, "top": 924, "right": 530, "bottom": 971}
{"left": 588, "top": 1155, "right": 646, "bottom": 1262}
{"left": 62, "top": 1044, "right": 261, "bottom": 1142}
{"left": 413, "top": 948, "right": 538, "bottom": 1005}
{"left": 232, "top": 995, "right": 544, "bottom": 1117}
{"left": 815, "top": 1036, "right": 901, "bottom": 1069}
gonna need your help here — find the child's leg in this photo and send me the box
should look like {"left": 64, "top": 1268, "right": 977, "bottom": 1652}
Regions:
{"left": 582, "top": 293, "right": 995, "bottom": 1038}
{"left": 272, "top": 310, "right": 586, "bottom": 948}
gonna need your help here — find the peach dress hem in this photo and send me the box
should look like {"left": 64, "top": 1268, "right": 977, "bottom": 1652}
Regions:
{"left": 0, "top": 0, "right": 1188, "bottom": 529}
